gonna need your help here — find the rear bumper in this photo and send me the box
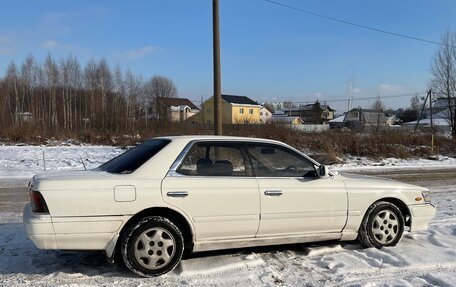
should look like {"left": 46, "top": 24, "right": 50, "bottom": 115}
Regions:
{"left": 23, "top": 203, "right": 128, "bottom": 252}
{"left": 409, "top": 203, "right": 436, "bottom": 232}
{"left": 23, "top": 203, "right": 57, "bottom": 249}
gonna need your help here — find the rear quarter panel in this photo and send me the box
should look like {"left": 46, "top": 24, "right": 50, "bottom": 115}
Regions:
{"left": 38, "top": 178, "right": 164, "bottom": 217}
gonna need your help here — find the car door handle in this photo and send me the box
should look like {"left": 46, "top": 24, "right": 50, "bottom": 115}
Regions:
{"left": 264, "top": 190, "right": 283, "bottom": 196}
{"left": 167, "top": 191, "right": 189, "bottom": 198}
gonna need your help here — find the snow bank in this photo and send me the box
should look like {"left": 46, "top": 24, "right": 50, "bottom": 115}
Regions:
{"left": 331, "top": 155, "right": 456, "bottom": 172}
{"left": 0, "top": 145, "right": 123, "bottom": 180}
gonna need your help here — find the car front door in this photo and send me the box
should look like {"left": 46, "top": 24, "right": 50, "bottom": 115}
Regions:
{"left": 247, "top": 143, "right": 347, "bottom": 237}
{"left": 162, "top": 142, "right": 260, "bottom": 241}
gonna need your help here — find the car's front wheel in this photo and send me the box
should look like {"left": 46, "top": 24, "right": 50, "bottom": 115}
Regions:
{"left": 121, "top": 216, "right": 184, "bottom": 277}
{"left": 358, "top": 201, "right": 405, "bottom": 248}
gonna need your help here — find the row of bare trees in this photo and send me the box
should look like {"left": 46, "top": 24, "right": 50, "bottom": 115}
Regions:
{"left": 0, "top": 54, "right": 177, "bottom": 136}
{"left": 430, "top": 29, "right": 456, "bottom": 138}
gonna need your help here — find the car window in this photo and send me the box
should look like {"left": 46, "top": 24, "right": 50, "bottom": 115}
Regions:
{"left": 247, "top": 144, "right": 317, "bottom": 177}
{"left": 177, "top": 142, "right": 249, "bottom": 176}
{"left": 99, "top": 139, "right": 170, "bottom": 174}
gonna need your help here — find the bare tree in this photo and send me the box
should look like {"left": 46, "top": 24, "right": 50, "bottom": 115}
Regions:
{"left": 124, "top": 69, "right": 142, "bottom": 131}
{"left": 83, "top": 59, "right": 98, "bottom": 128}
{"left": 5, "top": 61, "right": 19, "bottom": 126}
{"left": 112, "top": 64, "right": 125, "bottom": 132}
{"left": 0, "top": 53, "right": 179, "bottom": 138}
{"left": 372, "top": 96, "right": 384, "bottom": 131}
{"left": 400, "top": 95, "right": 421, "bottom": 122}
{"left": 147, "top": 75, "right": 177, "bottom": 120}
{"left": 21, "top": 55, "right": 36, "bottom": 124}
{"left": 430, "top": 29, "right": 456, "bottom": 137}
{"left": 67, "top": 55, "right": 82, "bottom": 130}
{"left": 97, "top": 58, "right": 112, "bottom": 129}
{"left": 410, "top": 95, "right": 420, "bottom": 112}
{"left": 43, "top": 55, "right": 60, "bottom": 129}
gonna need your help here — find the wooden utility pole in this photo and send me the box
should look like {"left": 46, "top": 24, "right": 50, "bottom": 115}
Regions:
{"left": 414, "top": 90, "right": 434, "bottom": 153}
{"left": 213, "top": 0, "right": 222, "bottom": 135}
{"left": 414, "top": 91, "right": 429, "bottom": 132}
{"left": 429, "top": 89, "right": 434, "bottom": 154}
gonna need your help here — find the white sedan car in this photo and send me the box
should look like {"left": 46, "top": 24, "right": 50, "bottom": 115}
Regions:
{"left": 24, "top": 136, "right": 436, "bottom": 277}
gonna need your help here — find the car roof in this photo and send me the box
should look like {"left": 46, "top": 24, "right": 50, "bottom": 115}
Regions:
{"left": 154, "top": 135, "right": 282, "bottom": 144}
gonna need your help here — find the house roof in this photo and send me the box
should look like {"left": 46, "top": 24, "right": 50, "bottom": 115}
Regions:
{"left": 221, "top": 94, "right": 259, "bottom": 106}
{"left": 321, "top": 105, "right": 335, "bottom": 111}
{"left": 161, "top": 98, "right": 200, "bottom": 110}
{"left": 271, "top": 115, "right": 304, "bottom": 124}
{"left": 328, "top": 115, "right": 345, "bottom": 123}
{"left": 284, "top": 103, "right": 335, "bottom": 112}
{"left": 403, "top": 118, "right": 450, "bottom": 126}
{"left": 350, "top": 108, "right": 383, "bottom": 113}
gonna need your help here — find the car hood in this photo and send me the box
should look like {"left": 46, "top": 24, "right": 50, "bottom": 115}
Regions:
{"left": 337, "top": 173, "right": 429, "bottom": 192}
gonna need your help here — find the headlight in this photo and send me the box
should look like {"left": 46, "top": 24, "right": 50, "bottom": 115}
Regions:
{"left": 422, "top": 190, "right": 432, "bottom": 203}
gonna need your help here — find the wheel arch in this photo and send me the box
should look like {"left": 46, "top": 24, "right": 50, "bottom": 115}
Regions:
{"left": 372, "top": 197, "right": 411, "bottom": 228}
{"left": 110, "top": 207, "right": 194, "bottom": 262}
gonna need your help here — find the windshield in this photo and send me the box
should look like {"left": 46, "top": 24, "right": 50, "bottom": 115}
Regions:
{"left": 98, "top": 139, "right": 171, "bottom": 174}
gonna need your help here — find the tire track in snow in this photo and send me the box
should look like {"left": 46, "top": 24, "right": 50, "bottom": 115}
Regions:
{"left": 332, "top": 263, "right": 456, "bottom": 287}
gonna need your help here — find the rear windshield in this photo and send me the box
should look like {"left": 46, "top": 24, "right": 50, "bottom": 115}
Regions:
{"left": 98, "top": 139, "right": 171, "bottom": 174}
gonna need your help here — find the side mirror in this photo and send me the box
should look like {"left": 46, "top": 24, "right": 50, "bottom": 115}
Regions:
{"left": 319, "top": 165, "right": 328, "bottom": 177}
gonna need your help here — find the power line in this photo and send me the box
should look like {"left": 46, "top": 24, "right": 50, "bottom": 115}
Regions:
{"left": 187, "top": 91, "right": 426, "bottom": 106}
{"left": 264, "top": 0, "right": 456, "bottom": 48}
{"left": 278, "top": 92, "right": 425, "bottom": 105}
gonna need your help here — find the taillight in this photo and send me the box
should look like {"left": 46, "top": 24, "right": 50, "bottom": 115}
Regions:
{"left": 30, "top": 191, "right": 49, "bottom": 213}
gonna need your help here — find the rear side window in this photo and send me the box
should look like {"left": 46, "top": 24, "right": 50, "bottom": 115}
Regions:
{"left": 177, "top": 142, "right": 249, "bottom": 176}
{"left": 99, "top": 139, "right": 170, "bottom": 174}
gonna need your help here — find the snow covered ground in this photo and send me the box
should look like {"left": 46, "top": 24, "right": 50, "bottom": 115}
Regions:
{"left": 0, "top": 144, "right": 456, "bottom": 286}
{"left": 332, "top": 155, "right": 456, "bottom": 173}
{"left": 0, "top": 145, "right": 124, "bottom": 182}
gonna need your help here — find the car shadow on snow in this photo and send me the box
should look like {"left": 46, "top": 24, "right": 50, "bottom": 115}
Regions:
{"left": 0, "top": 223, "right": 133, "bottom": 278}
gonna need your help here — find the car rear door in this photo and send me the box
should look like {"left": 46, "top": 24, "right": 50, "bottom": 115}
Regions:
{"left": 162, "top": 141, "right": 260, "bottom": 241}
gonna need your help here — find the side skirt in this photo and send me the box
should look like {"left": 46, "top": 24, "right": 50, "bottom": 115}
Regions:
{"left": 193, "top": 233, "right": 342, "bottom": 253}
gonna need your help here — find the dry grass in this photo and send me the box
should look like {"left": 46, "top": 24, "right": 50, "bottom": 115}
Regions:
{"left": 1, "top": 122, "right": 455, "bottom": 162}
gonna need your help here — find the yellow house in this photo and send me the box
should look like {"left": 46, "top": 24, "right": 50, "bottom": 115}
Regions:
{"left": 190, "top": 94, "right": 261, "bottom": 124}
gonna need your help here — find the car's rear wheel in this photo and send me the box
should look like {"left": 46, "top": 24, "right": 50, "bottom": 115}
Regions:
{"left": 121, "top": 216, "right": 184, "bottom": 277}
{"left": 358, "top": 201, "right": 405, "bottom": 248}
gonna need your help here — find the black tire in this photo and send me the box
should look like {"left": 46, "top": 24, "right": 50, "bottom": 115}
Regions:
{"left": 121, "top": 216, "right": 184, "bottom": 277}
{"left": 358, "top": 201, "right": 405, "bottom": 248}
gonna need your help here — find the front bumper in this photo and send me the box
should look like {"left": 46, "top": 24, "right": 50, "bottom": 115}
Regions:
{"left": 23, "top": 203, "right": 57, "bottom": 249}
{"left": 409, "top": 203, "right": 436, "bottom": 232}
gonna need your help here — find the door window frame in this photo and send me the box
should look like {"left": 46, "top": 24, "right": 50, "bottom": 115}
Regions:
{"left": 167, "top": 140, "right": 320, "bottom": 179}
{"left": 170, "top": 140, "right": 254, "bottom": 177}
{"left": 245, "top": 143, "right": 318, "bottom": 178}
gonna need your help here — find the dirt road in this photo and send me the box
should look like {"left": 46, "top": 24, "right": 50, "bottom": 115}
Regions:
{"left": 346, "top": 168, "right": 456, "bottom": 188}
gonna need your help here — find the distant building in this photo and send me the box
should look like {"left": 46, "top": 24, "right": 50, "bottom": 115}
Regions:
{"left": 283, "top": 102, "right": 335, "bottom": 124}
{"left": 190, "top": 94, "right": 261, "bottom": 124}
{"left": 14, "top": 112, "right": 33, "bottom": 123}
{"left": 344, "top": 108, "right": 386, "bottom": 129}
{"left": 403, "top": 104, "right": 452, "bottom": 132}
{"left": 160, "top": 98, "right": 200, "bottom": 122}
{"left": 271, "top": 115, "right": 304, "bottom": 125}
{"left": 259, "top": 106, "right": 273, "bottom": 123}
{"left": 328, "top": 115, "right": 346, "bottom": 129}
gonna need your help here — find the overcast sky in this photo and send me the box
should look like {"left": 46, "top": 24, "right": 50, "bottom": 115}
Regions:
{"left": 1, "top": 0, "right": 455, "bottom": 113}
